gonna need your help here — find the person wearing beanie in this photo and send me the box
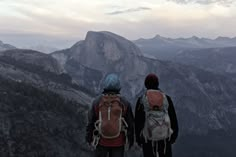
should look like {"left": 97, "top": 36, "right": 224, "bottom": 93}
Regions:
{"left": 86, "top": 73, "right": 134, "bottom": 157}
{"left": 135, "top": 73, "right": 178, "bottom": 157}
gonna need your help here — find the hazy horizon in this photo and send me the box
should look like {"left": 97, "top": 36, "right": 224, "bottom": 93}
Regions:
{"left": 1, "top": 0, "right": 236, "bottom": 48}
{"left": 1, "top": 31, "right": 236, "bottom": 50}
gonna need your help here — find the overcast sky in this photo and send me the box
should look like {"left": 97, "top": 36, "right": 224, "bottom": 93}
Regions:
{"left": 0, "top": 0, "right": 236, "bottom": 48}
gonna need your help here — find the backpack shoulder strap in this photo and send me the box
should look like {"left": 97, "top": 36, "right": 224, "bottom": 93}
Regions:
{"left": 94, "top": 96, "right": 103, "bottom": 118}
{"left": 162, "top": 93, "right": 169, "bottom": 112}
{"left": 119, "top": 96, "right": 128, "bottom": 116}
{"left": 141, "top": 92, "right": 150, "bottom": 112}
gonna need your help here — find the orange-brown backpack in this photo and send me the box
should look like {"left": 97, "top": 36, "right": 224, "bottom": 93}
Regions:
{"left": 95, "top": 94, "right": 127, "bottom": 139}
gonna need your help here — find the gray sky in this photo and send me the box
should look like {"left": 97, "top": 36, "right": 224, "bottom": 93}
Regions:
{"left": 0, "top": 0, "right": 236, "bottom": 48}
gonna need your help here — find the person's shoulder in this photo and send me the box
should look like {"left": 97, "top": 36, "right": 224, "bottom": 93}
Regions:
{"left": 164, "top": 94, "right": 174, "bottom": 106}
{"left": 164, "top": 94, "right": 172, "bottom": 100}
{"left": 137, "top": 95, "right": 144, "bottom": 103}
{"left": 165, "top": 94, "right": 171, "bottom": 99}
{"left": 160, "top": 90, "right": 170, "bottom": 99}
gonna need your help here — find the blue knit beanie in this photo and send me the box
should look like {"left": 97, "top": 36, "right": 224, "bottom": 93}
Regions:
{"left": 102, "top": 73, "right": 121, "bottom": 93}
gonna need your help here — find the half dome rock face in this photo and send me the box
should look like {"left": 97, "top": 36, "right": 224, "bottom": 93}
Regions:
{"left": 51, "top": 31, "right": 146, "bottom": 95}
{"left": 68, "top": 31, "right": 143, "bottom": 70}
{"left": 103, "top": 39, "right": 122, "bottom": 61}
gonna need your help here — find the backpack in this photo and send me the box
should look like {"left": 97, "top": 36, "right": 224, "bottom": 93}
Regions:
{"left": 142, "top": 90, "right": 173, "bottom": 142}
{"left": 95, "top": 94, "right": 127, "bottom": 139}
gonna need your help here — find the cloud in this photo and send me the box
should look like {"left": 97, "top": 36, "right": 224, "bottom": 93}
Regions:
{"left": 1, "top": 0, "right": 236, "bottom": 47}
{"left": 167, "top": 0, "right": 235, "bottom": 6}
{"left": 107, "top": 7, "right": 151, "bottom": 15}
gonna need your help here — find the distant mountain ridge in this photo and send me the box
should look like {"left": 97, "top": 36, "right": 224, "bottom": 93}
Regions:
{"left": 135, "top": 35, "right": 236, "bottom": 48}
{"left": 0, "top": 40, "right": 16, "bottom": 51}
{"left": 134, "top": 35, "right": 236, "bottom": 59}
{"left": 173, "top": 46, "right": 236, "bottom": 75}
{"left": 27, "top": 45, "right": 59, "bottom": 54}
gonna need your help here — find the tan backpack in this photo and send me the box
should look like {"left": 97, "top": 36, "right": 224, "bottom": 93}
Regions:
{"left": 142, "top": 90, "right": 173, "bottom": 141}
{"left": 95, "top": 94, "right": 127, "bottom": 139}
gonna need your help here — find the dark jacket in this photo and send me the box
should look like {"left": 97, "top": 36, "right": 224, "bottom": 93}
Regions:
{"left": 86, "top": 94, "right": 134, "bottom": 148}
{"left": 135, "top": 91, "right": 178, "bottom": 156}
